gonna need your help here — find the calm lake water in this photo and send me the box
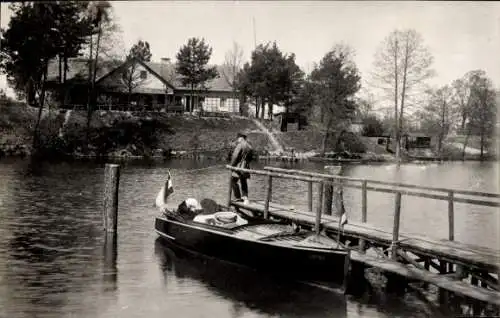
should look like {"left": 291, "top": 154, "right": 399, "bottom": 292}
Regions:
{"left": 0, "top": 158, "right": 498, "bottom": 318}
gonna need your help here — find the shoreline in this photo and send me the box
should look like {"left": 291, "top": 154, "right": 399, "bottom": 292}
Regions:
{"left": 1, "top": 145, "right": 497, "bottom": 164}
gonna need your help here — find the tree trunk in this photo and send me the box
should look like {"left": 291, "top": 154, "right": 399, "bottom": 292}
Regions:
{"left": 438, "top": 101, "right": 446, "bottom": 156}
{"left": 480, "top": 126, "right": 484, "bottom": 159}
{"left": 320, "top": 117, "right": 334, "bottom": 156}
{"left": 333, "top": 130, "right": 346, "bottom": 152}
{"left": 462, "top": 127, "right": 471, "bottom": 160}
{"left": 238, "top": 94, "right": 245, "bottom": 116}
{"left": 397, "top": 36, "right": 410, "bottom": 163}
{"left": 87, "top": 21, "right": 103, "bottom": 140}
{"left": 92, "top": 22, "right": 102, "bottom": 88}
{"left": 255, "top": 97, "right": 260, "bottom": 118}
{"left": 282, "top": 102, "right": 289, "bottom": 132}
{"left": 393, "top": 38, "right": 400, "bottom": 162}
{"left": 32, "top": 63, "right": 49, "bottom": 153}
{"left": 58, "top": 54, "right": 62, "bottom": 84}
{"left": 63, "top": 54, "right": 69, "bottom": 108}
{"left": 438, "top": 135, "right": 443, "bottom": 156}
{"left": 85, "top": 34, "right": 94, "bottom": 145}
{"left": 63, "top": 54, "right": 68, "bottom": 83}
{"left": 190, "top": 84, "right": 194, "bottom": 114}
{"left": 127, "top": 88, "right": 132, "bottom": 107}
{"left": 233, "top": 89, "right": 238, "bottom": 114}
{"left": 260, "top": 99, "right": 265, "bottom": 119}
{"left": 321, "top": 129, "right": 329, "bottom": 156}
{"left": 460, "top": 113, "right": 467, "bottom": 134}
{"left": 268, "top": 101, "right": 273, "bottom": 121}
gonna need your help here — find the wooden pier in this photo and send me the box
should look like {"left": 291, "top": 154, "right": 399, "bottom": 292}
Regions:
{"left": 226, "top": 165, "right": 500, "bottom": 314}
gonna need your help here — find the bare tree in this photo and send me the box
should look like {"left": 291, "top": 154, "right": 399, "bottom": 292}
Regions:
{"left": 451, "top": 70, "right": 486, "bottom": 134}
{"left": 418, "top": 85, "right": 455, "bottom": 155}
{"left": 467, "top": 72, "right": 497, "bottom": 159}
{"left": 451, "top": 77, "right": 472, "bottom": 134}
{"left": 450, "top": 70, "right": 497, "bottom": 159}
{"left": 221, "top": 42, "right": 244, "bottom": 113}
{"left": 371, "top": 29, "right": 434, "bottom": 161}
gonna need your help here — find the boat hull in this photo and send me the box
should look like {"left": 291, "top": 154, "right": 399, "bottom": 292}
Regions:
{"left": 155, "top": 216, "right": 350, "bottom": 291}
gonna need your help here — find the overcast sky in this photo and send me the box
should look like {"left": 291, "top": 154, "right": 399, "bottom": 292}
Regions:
{"left": 1, "top": 1, "right": 499, "bottom": 95}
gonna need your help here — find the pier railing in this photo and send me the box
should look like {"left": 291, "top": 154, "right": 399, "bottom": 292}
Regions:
{"left": 226, "top": 165, "right": 500, "bottom": 258}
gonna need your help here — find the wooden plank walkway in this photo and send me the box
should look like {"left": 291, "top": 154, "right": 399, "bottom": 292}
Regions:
{"left": 233, "top": 200, "right": 500, "bottom": 272}
{"left": 231, "top": 200, "right": 500, "bottom": 306}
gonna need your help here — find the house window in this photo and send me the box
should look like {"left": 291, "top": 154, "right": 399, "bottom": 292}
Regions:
{"left": 220, "top": 98, "right": 226, "bottom": 109}
{"left": 140, "top": 70, "right": 147, "bottom": 79}
{"left": 202, "top": 97, "right": 218, "bottom": 111}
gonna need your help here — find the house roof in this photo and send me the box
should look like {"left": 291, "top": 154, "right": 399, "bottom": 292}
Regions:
{"left": 46, "top": 57, "right": 122, "bottom": 83}
{"left": 145, "top": 61, "right": 233, "bottom": 92}
{"left": 46, "top": 57, "right": 233, "bottom": 93}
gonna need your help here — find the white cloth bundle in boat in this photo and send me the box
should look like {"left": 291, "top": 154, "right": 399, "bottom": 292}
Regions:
{"left": 193, "top": 211, "right": 248, "bottom": 229}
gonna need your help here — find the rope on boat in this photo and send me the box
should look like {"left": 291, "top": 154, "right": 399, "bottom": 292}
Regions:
{"left": 167, "top": 164, "right": 227, "bottom": 176}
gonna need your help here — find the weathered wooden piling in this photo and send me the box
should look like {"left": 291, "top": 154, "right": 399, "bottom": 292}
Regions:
{"left": 448, "top": 191, "right": 454, "bottom": 241}
{"left": 323, "top": 166, "right": 342, "bottom": 216}
{"left": 264, "top": 175, "right": 272, "bottom": 219}
{"left": 359, "top": 180, "right": 368, "bottom": 252}
{"left": 103, "top": 164, "right": 120, "bottom": 233}
{"left": 227, "top": 170, "right": 233, "bottom": 207}
{"left": 315, "top": 182, "right": 324, "bottom": 235}
{"left": 391, "top": 191, "right": 402, "bottom": 260}
{"left": 103, "top": 231, "right": 118, "bottom": 291}
{"left": 323, "top": 181, "right": 334, "bottom": 216}
{"left": 307, "top": 181, "right": 313, "bottom": 212}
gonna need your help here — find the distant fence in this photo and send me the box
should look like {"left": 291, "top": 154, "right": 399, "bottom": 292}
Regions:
{"left": 59, "top": 104, "right": 239, "bottom": 116}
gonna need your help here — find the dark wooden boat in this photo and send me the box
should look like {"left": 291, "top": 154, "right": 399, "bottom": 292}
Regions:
{"left": 154, "top": 207, "right": 351, "bottom": 292}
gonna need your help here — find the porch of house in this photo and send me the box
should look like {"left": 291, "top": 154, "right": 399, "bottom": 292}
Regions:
{"left": 96, "top": 92, "right": 185, "bottom": 112}
{"left": 50, "top": 84, "right": 240, "bottom": 114}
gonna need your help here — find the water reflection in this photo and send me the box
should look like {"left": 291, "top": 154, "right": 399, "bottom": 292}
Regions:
{"left": 0, "top": 159, "right": 105, "bottom": 318}
{"left": 154, "top": 238, "right": 348, "bottom": 318}
{"left": 102, "top": 233, "right": 118, "bottom": 292}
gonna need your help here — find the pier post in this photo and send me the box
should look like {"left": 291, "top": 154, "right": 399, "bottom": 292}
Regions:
{"left": 307, "top": 181, "right": 313, "bottom": 212}
{"left": 323, "top": 179, "right": 333, "bottom": 215}
{"left": 438, "top": 260, "right": 449, "bottom": 305}
{"left": 227, "top": 170, "right": 233, "bottom": 207}
{"left": 315, "top": 182, "right": 324, "bottom": 235}
{"left": 264, "top": 175, "right": 272, "bottom": 219}
{"left": 359, "top": 180, "right": 368, "bottom": 252}
{"left": 448, "top": 191, "right": 454, "bottom": 241}
{"left": 361, "top": 180, "right": 367, "bottom": 223}
{"left": 470, "top": 276, "right": 482, "bottom": 315}
{"left": 103, "top": 231, "right": 118, "bottom": 291}
{"left": 391, "top": 191, "right": 402, "bottom": 260}
{"left": 103, "top": 164, "right": 120, "bottom": 233}
{"left": 324, "top": 165, "right": 342, "bottom": 217}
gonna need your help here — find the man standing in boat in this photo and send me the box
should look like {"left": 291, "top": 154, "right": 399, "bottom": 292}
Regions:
{"left": 229, "top": 132, "right": 253, "bottom": 205}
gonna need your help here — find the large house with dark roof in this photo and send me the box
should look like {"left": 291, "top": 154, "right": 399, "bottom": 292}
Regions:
{"left": 45, "top": 57, "right": 240, "bottom": 113}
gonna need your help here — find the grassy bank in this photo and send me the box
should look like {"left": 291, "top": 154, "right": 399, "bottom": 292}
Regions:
{"left": 0, "top": 99, "right": 378, "bottom": 160}
{"left": 4, "top": 99, "right": 491, "bottom": 162}
{"left": 0, "top": 100, "right": 279, "bottom": 159}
